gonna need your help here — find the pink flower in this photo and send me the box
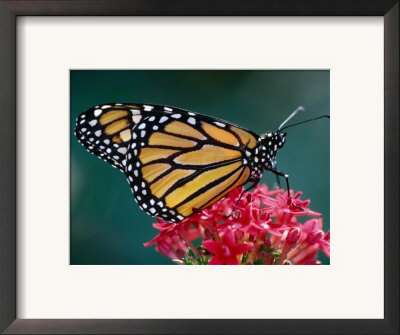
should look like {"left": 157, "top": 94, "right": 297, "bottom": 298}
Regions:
{"left": 203, "top": 229, "right": 253, "bottom": 265}
{"left": 144, "top": 184, "right": 330, "bottom": 265}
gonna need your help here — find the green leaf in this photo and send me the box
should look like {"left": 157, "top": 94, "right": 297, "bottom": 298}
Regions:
{"left": 197, "top": 256, "right": 209, "bottom": 265}
{"left": 273, "top": 252, "right": 281, "bottom": 265}
{"left": 259, "top": 244, "right": 274, "bottom": 253}
{"left": 188, "top": 247, "right": 196, "bottom": 259}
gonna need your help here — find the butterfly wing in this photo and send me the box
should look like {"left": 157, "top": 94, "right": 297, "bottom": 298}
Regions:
{"left": 75, "top": 103, "right": 260, "bottom": 222}
{"left": 74, "top": 103, "right": 151, "bottom": 171}
{"left": 125, "top": 110, "right": 259, "bottom": 222}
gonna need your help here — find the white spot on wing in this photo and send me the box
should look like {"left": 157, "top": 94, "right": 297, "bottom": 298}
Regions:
{"left": 143, "top": 105, "right": 154, "bottom": 111}
{"left": 89, "top": 120, "right": 97, "bottom": 127}
{"left": 132, "top": 115, "right": 142, "bottom": 124}
{"left": 94, "top": 109, "right": 102, "bottom": 117}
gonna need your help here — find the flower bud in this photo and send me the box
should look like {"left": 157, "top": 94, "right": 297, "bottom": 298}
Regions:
{"left": 286, "top": 227, "right": 302, "bottom": 245}
{"left": 264, "top": 253, "right": 275, "bottom": 265}
{"left": 264, "top": 238, "right": 272, "bottom": 249}
{"left": 175, "top": 249, "right": 185, "bottom": 259}
{"left": 308, "top": 230, "right": 324, "bottom": 244}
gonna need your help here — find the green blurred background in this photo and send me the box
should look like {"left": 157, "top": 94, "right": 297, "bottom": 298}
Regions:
{"left": 70, "top": 70, "right": 330, "bottom": 265}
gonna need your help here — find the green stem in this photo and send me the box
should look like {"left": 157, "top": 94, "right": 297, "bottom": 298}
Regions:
{"left": 179, "top": 231, "right": 200, "bottom": 259}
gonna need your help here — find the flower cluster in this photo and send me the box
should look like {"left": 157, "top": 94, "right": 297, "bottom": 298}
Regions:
{"left": 144, "top": 184, "right": 330, "bottom": 265}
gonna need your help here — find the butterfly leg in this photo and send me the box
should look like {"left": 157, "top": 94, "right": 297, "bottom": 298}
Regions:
{"left": 269, "top": 169, "right": 303, "bottom": 211}
{"left": 269, "top": 169, "right": 290, "bottom": 197}
{"left": 236, "top": 178, "right": 261, "bottom": 205}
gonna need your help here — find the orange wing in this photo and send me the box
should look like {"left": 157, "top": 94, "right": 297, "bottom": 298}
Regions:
{"left": 75, "top": 103, "right": 259, "bottom": 223}
{"left": 75, "top": 103, "right": 146, "bottom": 171}
{"left": 125, "top": 114, "right": 255, "bottom": 222}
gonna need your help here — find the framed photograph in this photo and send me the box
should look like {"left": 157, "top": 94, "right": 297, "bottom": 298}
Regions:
{"left": 0, "top": 0, "right": 398, "bottom": 334}
{"left": 70, "top": 70, "right": 330, "bottom": 266}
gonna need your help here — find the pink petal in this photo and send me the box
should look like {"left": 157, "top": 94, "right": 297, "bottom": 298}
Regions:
{"left": 221, "top": 229, "right": 236, "bottom": 246}
{"left": 208, "top": 255, "right": 225, "bottom": 265}
{"left": 203, "top": 240, "right": 220, "bottom": 254}
{"left": 234, "top": 242, "right": 253, "bottom": 255}
{"left": 224, "top": 256, "right": 240, "bottom": 265}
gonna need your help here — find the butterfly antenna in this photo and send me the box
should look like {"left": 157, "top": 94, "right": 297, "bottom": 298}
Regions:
{"left": 278, "top": 106, "right": 305, "bottom": 131}
{"left": 280, "top": 115, "right": 330, "bottom": 131}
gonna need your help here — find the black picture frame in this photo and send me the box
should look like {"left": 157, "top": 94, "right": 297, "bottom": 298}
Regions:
{"left": 0, "top": 1, "right": 398, "bottom": 334}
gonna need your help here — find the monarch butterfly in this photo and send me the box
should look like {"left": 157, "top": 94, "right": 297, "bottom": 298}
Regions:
{"left": 74, "top": 103, "right": 328, "bottom": 223}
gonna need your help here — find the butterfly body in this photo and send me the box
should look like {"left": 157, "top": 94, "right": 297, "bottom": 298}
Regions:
{"left": 75, "top": 103, "right": 286, "bottom": 222}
